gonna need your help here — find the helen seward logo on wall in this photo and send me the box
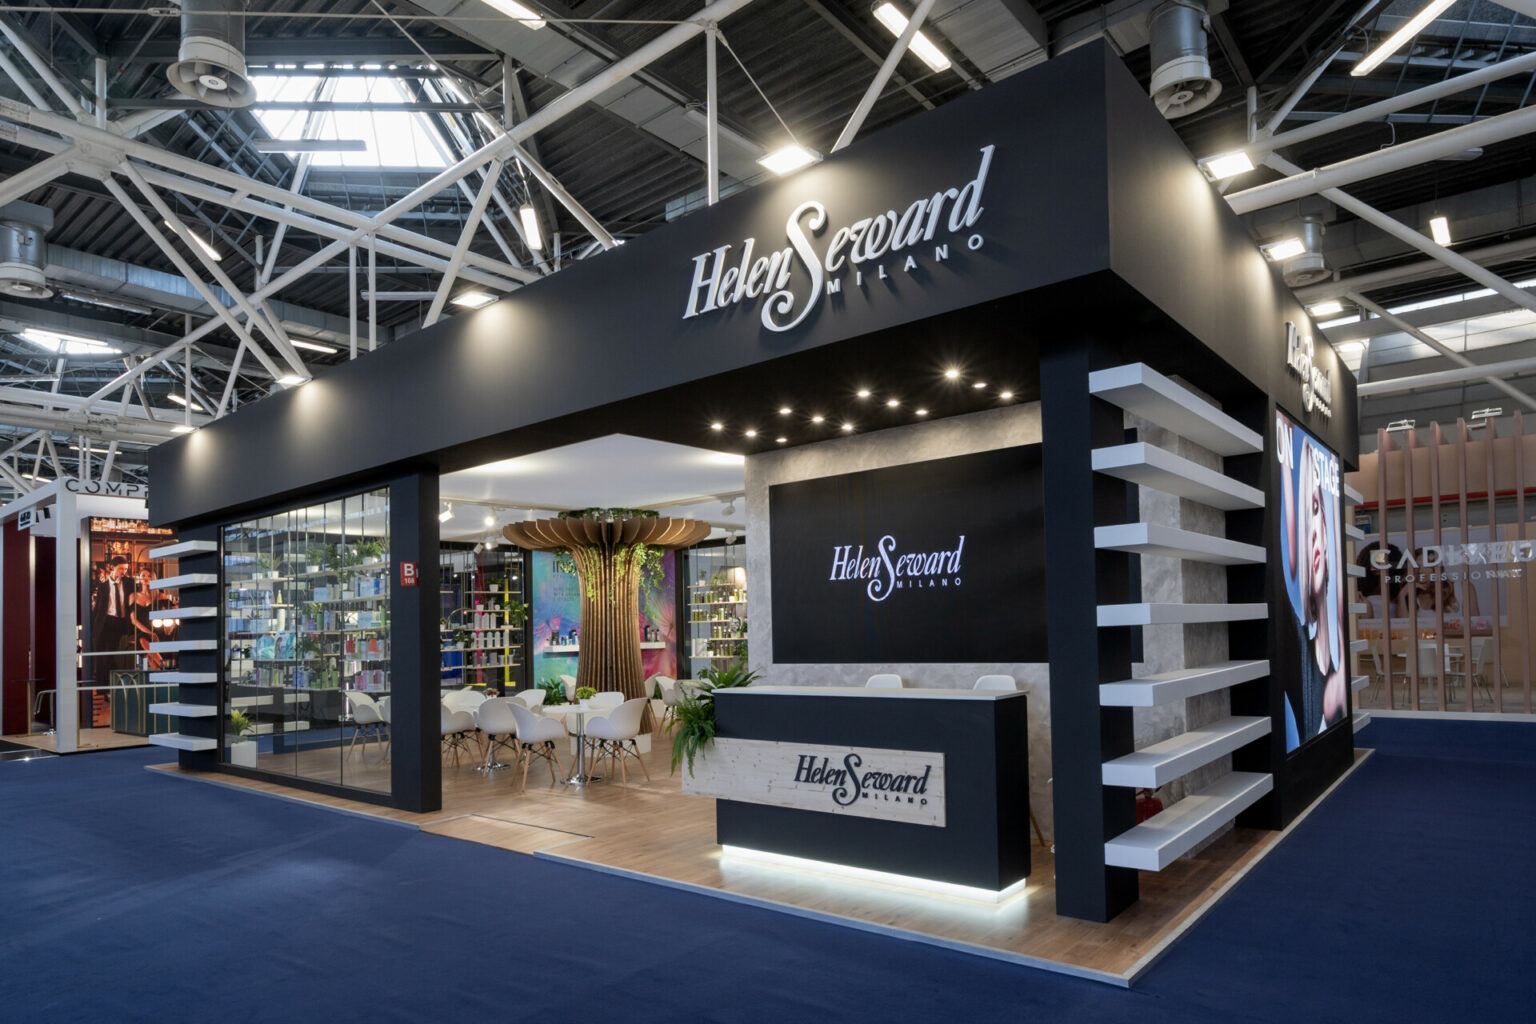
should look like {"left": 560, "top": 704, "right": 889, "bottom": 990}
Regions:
{"left": 1285, "top": 321, "right": 1333, "bottom": 420}
{"left": 828, "top": 535, "right": 966, "bottom": 602}
{"left": 682, "top": 145, "right": 996, "bottom": 333}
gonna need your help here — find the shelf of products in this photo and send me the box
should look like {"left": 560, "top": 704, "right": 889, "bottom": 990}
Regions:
{"left": 683, "top": 545, "right": 747, "bottom": 676}
{"left": 439, "top": 546, "right": 527, "bottom": 690}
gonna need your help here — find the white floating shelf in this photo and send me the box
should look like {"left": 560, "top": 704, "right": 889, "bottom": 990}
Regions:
{"left": 1087, "top": 363, "right": 1263, "bottom": 456}
{"left": 1349, "top": 639, "right": 1369, "bottom": 654}
{"left": 147, "top": 732, "right": 216, "bottom": 752}
{"left": 149, "top": 639, "right": 218, "bottom": 653}
{"left": 1354, "top": 710, "right": 1371, "bottom": 733}
{"left": 1097, "top": 603, "right": 1267, "bottom": 627}
{"left": 1348, "top": 602, "right": 1368, "bottom": 615}
{"left": 149, "top": 702, "right": 217, "bottom": 718}
{"left": 150, "top": 573, "right": 218, "bottom": 590}
{"left": 1100, "top": 659, "right": 1269, "bottom": 707}
{"left": 1345, "top": 524, "right": 1367, "bottom": 542}
{"left": 1347, "top": 564, "right": 1366, "bottom": 578}
{"left": 1104, "top": 771, "right": 1272, "bottom": 872}
{"left": 150, "top": 672, "right": 217, "bottom": 684}
{"left": 1091, "top": 443, "right": 1264, "bottom": 511}
{"left": 545, "top": 645, "right": 579, "bottom": 653}
{"left": 640, "top": 641, "right": 667, "bottom": 649}
{"left": 1102, "top": 716, "right": 1270, "bottom": 788}
{"left": 148, "top": 540, "right": 217, "bottom": 559}
{"left": 1093, "top": 523, "right": 1264, "bottom": 565}
{"left": 1351, "top": 675, "right": 1368, "bottom": 693}
{"left": 149, "top": 607, "right": 215, "bottom": 622}
{"left": 1343, "top": 484, "right": 1364, "bottom": 505}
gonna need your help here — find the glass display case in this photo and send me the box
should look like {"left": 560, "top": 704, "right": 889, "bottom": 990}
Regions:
{"left": 221, "top": 488, "right": 391, "bottom": 794}
{"left": 683, "top": 541, "right": 747, "bottom": 677}
{"left": 439, "top": 544, "right": 527, "bottom": 693}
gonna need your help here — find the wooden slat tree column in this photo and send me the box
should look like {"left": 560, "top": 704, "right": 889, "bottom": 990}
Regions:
{"left": 504, "top": 514, "right": 710, "bottom": 725}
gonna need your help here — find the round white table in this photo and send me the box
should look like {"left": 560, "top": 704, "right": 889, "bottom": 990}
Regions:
{"left": 541, "top": 702, "right": 601, "bottom": 784}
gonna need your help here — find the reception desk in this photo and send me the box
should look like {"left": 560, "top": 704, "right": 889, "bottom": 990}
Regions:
{"left": 695, "top": 686, "right": 1031, "bottom": 893}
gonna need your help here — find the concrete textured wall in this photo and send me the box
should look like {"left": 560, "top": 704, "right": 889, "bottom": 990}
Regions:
{"left": 743, "top": 403, "right": 1054, "bottom": 839}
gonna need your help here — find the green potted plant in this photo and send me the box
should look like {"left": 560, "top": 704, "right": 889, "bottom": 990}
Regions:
{"left": 667, "top": 664, "right": 760, "bottom": 776}
{"left": 537, "top": 676, "right": 568, "bottom": 706}
{"left": 574, "top": 685, "right": 596, "bottom": 702}
{"left": 228, "top": 710, "right": 257, "bottom": 768}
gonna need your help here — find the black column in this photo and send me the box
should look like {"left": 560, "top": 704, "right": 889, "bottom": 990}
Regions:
{"left": 178, "top": 524, "right": 220, "bottom": 771}
{"left": 1040, "top": 339, "right": 1139, "bottom": 922}
{"left": 389, "top": 471, "right": 441, "bottom": 813}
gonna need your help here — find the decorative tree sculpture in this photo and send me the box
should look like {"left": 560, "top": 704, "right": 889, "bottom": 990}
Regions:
{"left": 503, "top": 510, "right": 709, "bottom": 724}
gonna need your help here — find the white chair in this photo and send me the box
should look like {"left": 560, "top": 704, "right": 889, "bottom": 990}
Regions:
{"left": 585, "top": 697, "right": 652, "bottom": 783}
{"left": 865, "top": 673, "right": 904, "bottom": 689}
{"left": 973, "top": 674, "right": 1019, "bottom": 691}
{"left": 512, "top": 689, "right": 546, "bottom": 711}
{"left": 345, "top": 690, "right": 386, "bottom": 761}
{"left": 377, "top": 696, "right": 392, "bottom": 763}
{"left": 589, "top": 691, "right": 624, "bottom": 710}
{"left": 440, "top": 703, "right": 477, "bottom": 768}
{"left": 475, "top": 697, "right": 520, "bottom": 771}
{"left": 443, "top": 688, "right": 487, "bottom": 715}
{"left": 558, "top": 674, "right": 577, "bottom": 701}
{"left": 653, "top": 676, "right": 679, "bottom": 731}
{"left": 509, "top": 701, "right": 565, "bottom": 790}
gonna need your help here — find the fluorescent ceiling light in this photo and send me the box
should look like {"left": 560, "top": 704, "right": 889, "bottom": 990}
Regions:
{"left": 481, "top": 0, "right": 546, "bottom": 29}
{"left": 757, "top": 144, "right": 821, "bottom": 176}
{"left": 518, "top": 204, "right": 543, "bottom": 251}
{"left": 1429, "top": 215, "right": 1452, "bottom": 246}
{"left": 1309, "top": 299, "right": 1343, "bottom": 317}
{"left": 170, "top": 424, "right": 196, "bottom": 434}
{"left": 1352, "top": 1, "right": 1457, "bottom": 77}
{"left": 1261, "top": 237, "right": 1306, "bottom": 262}
{"left": 1337, "top": 340, "right": 1364, "bottom": 355}
{"left": 289, "top": 338, "right": 338, "bottom": 354}
{"left": 252, "top": 139, "right": 368, "bottom": 153}
{"left": 164, "top": 220, "right": 222, "bottom": 261}
{"left": 276, "top": 373, "right": 308, "bottom": 387}
{"left": 20, "top": 327, "right": 121, "bottom": 355}
{"left": 1199, "top": 151, "right": 1254, "bottom": 180}
{"left": 872, "top": 2, "right": 951, "bottom": 72}
{"left": 451, "top": 290, "right": 497, "bottom": 309}
{"left": 167, "top": 393, "right": 205, "bottom": 413}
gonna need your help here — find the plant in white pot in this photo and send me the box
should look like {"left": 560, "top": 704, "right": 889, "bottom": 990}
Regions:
{"left": 228, "top": 710, "right": 257, "bottom": 768}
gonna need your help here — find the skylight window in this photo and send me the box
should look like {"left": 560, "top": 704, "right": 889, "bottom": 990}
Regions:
{"left": 252, "top": 74, "right": 448, "bottom": 170}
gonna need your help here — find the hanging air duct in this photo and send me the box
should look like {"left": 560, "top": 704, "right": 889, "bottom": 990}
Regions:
{"left": 166, "top": 0, "right": 255, "bottom": 108}
{"left": 1148, "top": 0, "right": 1222, "bottom": 119}
{"left": 0, "top": 200, "right": 54, "bottom": 300}
{"left": 1283, "top": 216, "right": 1330, "bottom": 288}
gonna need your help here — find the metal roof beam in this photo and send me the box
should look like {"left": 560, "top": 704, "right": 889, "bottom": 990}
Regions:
{"left": 106, "top": 38, "right": 499, "bottom": 64}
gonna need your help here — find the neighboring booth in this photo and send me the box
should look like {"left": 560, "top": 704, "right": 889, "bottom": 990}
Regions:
{"left": 0, "top": 478, "right": 179, "bottom": 752}
{"left": 146, "top": 44, "right": 1358, "bottom": 923}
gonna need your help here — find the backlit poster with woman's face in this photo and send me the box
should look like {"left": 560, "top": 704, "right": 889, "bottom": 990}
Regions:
{"left": 1277, "top": 411, "right": 1347, "bottom": 752}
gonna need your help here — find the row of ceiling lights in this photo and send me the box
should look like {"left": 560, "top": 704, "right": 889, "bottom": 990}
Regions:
{"left": 707, "top": 369, "right": 1015, "bottom": 443}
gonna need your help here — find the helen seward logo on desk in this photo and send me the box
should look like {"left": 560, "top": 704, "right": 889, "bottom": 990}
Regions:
{"left": 794, "top": 751, "right": 934, "bottom": 809}
{"left": 828, "top": 534, "right": 965, "bottom": 602}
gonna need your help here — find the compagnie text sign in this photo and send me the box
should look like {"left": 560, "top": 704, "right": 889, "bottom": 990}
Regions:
{"left": 682, "top": 738, "right": 947, "bottom": 827}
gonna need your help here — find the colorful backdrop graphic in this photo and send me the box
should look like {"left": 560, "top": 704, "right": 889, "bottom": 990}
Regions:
{"left": 530, "top": 550, "right": 677, "bottom": 687}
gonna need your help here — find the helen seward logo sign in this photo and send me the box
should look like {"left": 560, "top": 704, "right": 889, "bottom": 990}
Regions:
{"left": 1285, "top": 321, "right": 1333, "bottom": 419}
{"left": 829, "top": 534, "right": 965, "bottom": 602}
{"left": 682, "top": 738, "right": 947, "bottom": 827}
{"left": 682, "top": 145, "right": 996, "bottom": 333}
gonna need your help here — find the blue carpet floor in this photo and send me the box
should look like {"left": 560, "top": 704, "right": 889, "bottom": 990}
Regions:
{"left": 2, "top": 717, "right": 1532, "bottom": 1023}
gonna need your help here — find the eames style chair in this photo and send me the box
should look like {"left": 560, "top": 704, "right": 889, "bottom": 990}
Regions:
{"left": 558, "top": 674, "right": 577, "bottom": 701}
{"left": 345, "top": 690, "right": 387, "bottom": 761}
{"left": 512, "top": 688, "right": 546, "bottom": 711}
{"left": 377, "top": 696, "right": 392, "bottom": 762}
{"left": 865, "top": 673, "right": 905, "bottom": 689}
{"left": 974, "top": 674, "right": 1020, "bottom": 691}
{"left": 475, "top": 697, "right": 520, "bottom": 771}
{"left": 509, "top": 701, "right": 565, "bottom": 790}
{"left": 585, "top": 697, "right": 652, "bottom": 783}
{"left": 440, "top": 703, "right": 478, "bottom": 768}
{"left": 653, "top": 676, "right": 679, "bottom": 731}
{"left": 442, "top": 688, "right": 487, "bottom": 715}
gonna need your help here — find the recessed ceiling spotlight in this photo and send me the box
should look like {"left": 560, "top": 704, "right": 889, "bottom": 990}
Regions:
{"left": 973, "top": 381, "right": 987, "bottom": 389}
{"left": 744, "top": 429, "right": 758, "bottom": 438}
{"left": 915, "top": 408, "right": 928, "bottom": 416}
{"left": 811, "top": 414, "right": 825, "bottom": 424}
{"left": 999, "top": 391, "right": 1013, "bottom": 400}
{"left": 483, "top": 514, "right": 496, "bottom": 527}
{"left": 857, "top": 388, "right": 872, "bottom": 398}
{"left": 841, "top": 423, "right": 854, "bottom": 432}
{"left": 711, "top": 422, "right": 724, "bottom": 431}
{"left": 779, "top": 406, "right": 792, "bottom": 415}
{"left": 775, "top": 436, "right": 787, "bottom": 443}
{"left": 886, "top": 399, "right": 899, "bottom": 408}
{"left": 944, "top": 368, "right": 960, "bottom": 380}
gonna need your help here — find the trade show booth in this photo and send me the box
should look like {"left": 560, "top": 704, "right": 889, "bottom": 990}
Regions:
{"left": 146, "top": 43, "right": 1359, "bottom": 927}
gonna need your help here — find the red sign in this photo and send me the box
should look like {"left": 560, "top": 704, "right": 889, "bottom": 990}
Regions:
{"left": 400, "top": 561, "right": 419, "bottom": 587}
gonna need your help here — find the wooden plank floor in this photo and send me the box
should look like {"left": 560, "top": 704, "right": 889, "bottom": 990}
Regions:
{"left": 151, "top": 734, "right": 1365, "bottom": 984}
{"left": 4, "top": 728, "right": 149, "bottom": 753}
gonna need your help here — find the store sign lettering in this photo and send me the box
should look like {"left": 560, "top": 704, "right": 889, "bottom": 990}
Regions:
{"left": 682, "top": 145, "right": 996, "bottom": 333}
{"left": 1369, "top": 543, "right": 1535, "bottom": 570}
{"left": 1285, "top": 321, "right": 1333, "bottom": 419}
{"left": 829, "top": 534, "right": 965, "bottom": 602}
{"left": 63, "top": 479, "right": 148, "bottom": 498}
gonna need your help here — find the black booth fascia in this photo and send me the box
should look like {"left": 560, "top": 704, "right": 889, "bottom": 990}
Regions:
{"left": 146, "top": 44, "right": 1359, "bottom": 916}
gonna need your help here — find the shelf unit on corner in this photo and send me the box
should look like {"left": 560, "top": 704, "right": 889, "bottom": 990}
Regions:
{"left": 147, "top": 732, "right": 217, "bottom": 752}
{"left": 1354, "top": 710, "right": 1372, "bottom": 733}
{"left": 1090, "top": 362, "right": 1273, "bottom": 876}
{"left": 144, "top": 544, "right": 221, "bottom": 749}
{"left": 147, "top": 540, "right": 218, "bottom": 560}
